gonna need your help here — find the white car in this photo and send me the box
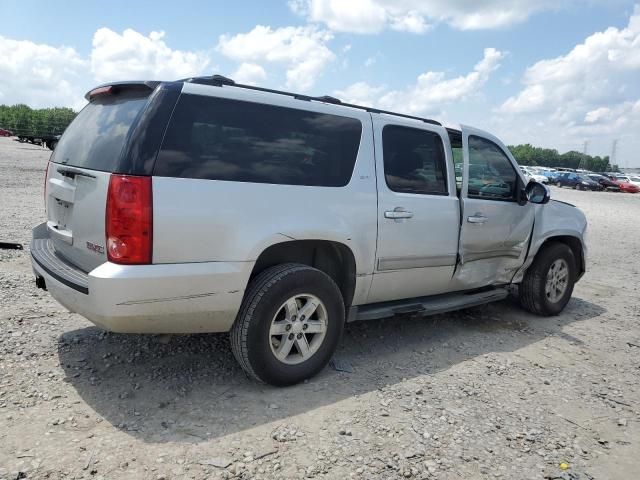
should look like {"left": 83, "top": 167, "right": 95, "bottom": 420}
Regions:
{"left": 521, "top": 167, "right": 549, "bottom": 184}
{"left": 616, "top": 175, "right": 640, "bottom": 187}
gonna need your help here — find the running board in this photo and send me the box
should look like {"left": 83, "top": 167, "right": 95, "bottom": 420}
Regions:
{"left": 351, "top": 287, "right": 510, "bottom": 322}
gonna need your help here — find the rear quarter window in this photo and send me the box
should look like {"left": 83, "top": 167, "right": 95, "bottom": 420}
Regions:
{"left": 154, "top": 94, "right": 363, "bottom": 187}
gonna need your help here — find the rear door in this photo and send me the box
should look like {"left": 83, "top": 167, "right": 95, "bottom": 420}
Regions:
{"left": 453, "top": 126, "right": 534, "bottom": 289}
{"left": 46, "top": 89, "right": 152, "bottom": 272}
{"left": 368, "top": 117, "right": 460, "bottom": 303}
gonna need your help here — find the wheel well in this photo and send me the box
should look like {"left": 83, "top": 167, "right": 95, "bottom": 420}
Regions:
{"left": 250, "top": 240, "right": 357, "bottom": 306}
{"left": 540, "top": 236, "right": 585, "bottom": 277}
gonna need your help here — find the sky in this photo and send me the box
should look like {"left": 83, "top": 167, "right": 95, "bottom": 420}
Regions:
{"left": 1, "top": 0, "right": 639, "bottom": 167}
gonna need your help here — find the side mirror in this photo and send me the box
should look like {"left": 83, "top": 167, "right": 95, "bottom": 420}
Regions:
{"left": 525, "top": 181, "right": 550, "bottom": 204}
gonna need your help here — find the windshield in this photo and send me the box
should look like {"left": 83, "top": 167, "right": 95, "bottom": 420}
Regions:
{"left": 51, "top": 91, "right": 149, "bottom": 171}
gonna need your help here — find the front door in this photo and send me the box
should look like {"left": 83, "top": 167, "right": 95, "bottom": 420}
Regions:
{"left": 453, "top": 126, "right": 535, "bottom": 289}
{"left": 368, "top": 118, "right": 460, "bottom": 303}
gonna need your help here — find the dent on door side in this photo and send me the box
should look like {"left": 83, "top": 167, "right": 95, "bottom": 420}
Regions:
{"left": 452, "top": 212, "right": 534, "bottom": 289}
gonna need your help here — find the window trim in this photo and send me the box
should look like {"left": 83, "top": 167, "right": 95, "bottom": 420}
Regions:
{"left": 466, "top": 135, "right": 521, "bottom": 203}
{"left": 382, "top": 124, "right": 449, "bottom": 197}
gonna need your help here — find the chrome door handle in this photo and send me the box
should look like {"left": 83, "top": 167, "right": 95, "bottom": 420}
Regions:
{"left": 385, "top": 209, "right": 413, "bottom": 219}
{"left": 467, "top": 214, "right": 488, "bottom": 224}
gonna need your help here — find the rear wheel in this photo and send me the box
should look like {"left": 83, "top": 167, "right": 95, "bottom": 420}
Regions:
{"left": 519, "top": 242, "right": 576, "bottom": 316}
{"left": 230, "top": 263, "right": 344, "bottom": 386}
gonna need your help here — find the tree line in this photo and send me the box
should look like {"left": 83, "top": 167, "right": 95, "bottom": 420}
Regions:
{"left": 0, "top": 104, "right": 77, "bottom": 137}
{"left": 508, "top": 143, "right": 615, "bottom": 172}
{"left": 0, "top": 104, "right": 618, "bottom": 172}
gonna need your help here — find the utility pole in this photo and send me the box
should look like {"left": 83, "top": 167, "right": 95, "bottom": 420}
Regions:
{"left": 579, "top": 141, "right": 589, "bottom": 170}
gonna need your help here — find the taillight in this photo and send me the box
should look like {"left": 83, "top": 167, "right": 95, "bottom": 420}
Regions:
{"left": 88, "top": 85, "right": 113, "bottom": 100}
{"left": 106, "top": 175, "right": 152, "bottom": 265}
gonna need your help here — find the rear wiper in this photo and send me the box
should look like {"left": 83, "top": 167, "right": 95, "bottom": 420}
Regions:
{"left": 56, "top": 166, "right": 97, "bottom": 179}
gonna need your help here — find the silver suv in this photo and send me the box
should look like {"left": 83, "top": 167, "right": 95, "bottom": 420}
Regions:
{"left": 31, "top": 75, "right": 587, "bottom": 386}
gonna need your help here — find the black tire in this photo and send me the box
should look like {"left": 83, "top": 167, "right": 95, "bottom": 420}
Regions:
{"left": 230, "top": 263, "right": 344, "bottom": 386}
{"left": 519, "top": 242, "right": 576, "bottom": 316}
{"left": 556, "top": 181, "right": 562, "bottom": 187}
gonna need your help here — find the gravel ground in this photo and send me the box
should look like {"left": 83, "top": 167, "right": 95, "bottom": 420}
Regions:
{"left": 1, "top": 135, "right": 639, "bottom": 480}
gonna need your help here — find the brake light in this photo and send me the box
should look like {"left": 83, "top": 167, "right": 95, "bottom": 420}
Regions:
{"left": 106, "top": 175, "right": 152, "bottom": 265}
{"left": 88, "top": 85, "right": 112, "bottom": 100}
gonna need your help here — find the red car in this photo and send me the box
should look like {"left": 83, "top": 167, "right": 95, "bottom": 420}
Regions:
{"left": 0, "top": 128, "right": 13, "bottom": 137}
{"left": 614, "top": 179, "right": 640, "bottom": 193}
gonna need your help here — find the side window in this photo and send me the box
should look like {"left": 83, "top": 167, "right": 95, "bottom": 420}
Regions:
{"left": 467, "top": 135, "right": 518, "bottom": 201}
{"left": 382, "top": 125, "right": 448, "bottom": 195}
{"left": 155, "top": 94, "right": 362, "bottom": 187}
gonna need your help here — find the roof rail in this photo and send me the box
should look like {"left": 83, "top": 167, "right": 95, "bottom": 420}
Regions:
{"left": 182, "top": 75, "right": 442, "bottom": 126}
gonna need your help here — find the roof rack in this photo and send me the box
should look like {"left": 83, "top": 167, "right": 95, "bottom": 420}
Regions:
{"left": 181, "top": 74, "right": 442, "bottom": 127}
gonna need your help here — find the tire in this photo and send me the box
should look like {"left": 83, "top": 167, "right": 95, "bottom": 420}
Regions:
{"left": 230, "top": 263, "right": 344, "bottom": 386}
{"left": 575, "top": 184, "right": 581, "bottom": 190}
{"left": 519, "top": 242, "right": 577, "bottom": 316}
{"left": 556, "top": 181, "right": 562, "bottom": 187}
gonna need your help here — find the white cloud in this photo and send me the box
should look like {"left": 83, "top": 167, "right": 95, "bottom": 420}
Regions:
{"left": 335, "top": 48, "right": 504, "bottom": 114}
{"left": 91, "top": 28, "right": 210, "bottom": 82}
{"left": 490, "top": 7, "right": 640, "bottom": 167}
{"left": 585, "top": 106, "right": 612, "bottom": 123}
{"left": 500, "top": 6, "right": 640, "bottom": 118}
{"left": 232, "top": 62, "right": 267, "bottom": 85}
{"left": 0, "top": 35, "right": 86, "bottom": 108}
{"left": 217, "top": 25, "right": 335, "bottom": 91}
{"left": 334, "top": 81, "right": 387, "bottom": 105}
{"left": 495, "top": 7, "right": 640, "bottom": 152}
{"left": 290, "top": 0, "right": 561, "bottom": 33}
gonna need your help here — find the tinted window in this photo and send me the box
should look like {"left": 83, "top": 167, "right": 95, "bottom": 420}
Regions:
{"left": 383, "top": 125, "right": 448, "bottom": 195}
{"left": 155, "top": 95, "right": 362, "bottom": 186}
{"left": 467, "top": 136, "right": 518, "bottom": 201}
{"left": 52, "top": 91, "right": 149, "bottom": 171}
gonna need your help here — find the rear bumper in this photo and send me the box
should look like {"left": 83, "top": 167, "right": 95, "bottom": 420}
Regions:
{"left": 31, "top": 223, "right": 251, "bottom": 333}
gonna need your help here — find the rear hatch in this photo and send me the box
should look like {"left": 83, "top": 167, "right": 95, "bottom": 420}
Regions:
{"left": 46, "top": 86, "right": 154, "bottom": 272}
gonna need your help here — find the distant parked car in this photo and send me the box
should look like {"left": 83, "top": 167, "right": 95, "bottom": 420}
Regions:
{"left": 0, "top": 128, "right": 13, "bottom": 137}
{"left": 587, "top": 174, "right": 620, "bottom": 191}
{"left": 539, "top": 169, "right": 560, "bottom": 182}
{"left": 613, "top": 179, "right": 640, "bottom": 193}
{"left": 615, "top": 175, "right": 640, "bottom": 187}
{"left": 555, "top": 172, "right": 601, "bottom": 191}
{"left": 520, "top": 167, "right": 549, "bottom": 184}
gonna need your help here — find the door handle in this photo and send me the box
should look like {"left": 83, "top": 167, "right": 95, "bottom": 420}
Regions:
{"left": 467, "top": 214, "right": 488, "bottom": 224}
{"left": 385, "top": 209, "right": 414, "bottom": 219}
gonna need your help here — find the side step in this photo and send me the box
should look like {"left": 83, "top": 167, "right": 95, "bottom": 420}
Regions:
{"left": 351, "top": 287, "right": 510, "bottom": 322}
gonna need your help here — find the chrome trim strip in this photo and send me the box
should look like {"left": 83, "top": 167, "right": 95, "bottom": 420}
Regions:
{"left": 377, "top": 254, "right": 457, "bottom": 271}
{"left": 463, "top": 250, "right": 522, "bottom": 262}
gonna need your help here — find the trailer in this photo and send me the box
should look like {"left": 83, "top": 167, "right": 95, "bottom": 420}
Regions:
{"left": 9, "top": 128, "right": 61, "bottom": 150}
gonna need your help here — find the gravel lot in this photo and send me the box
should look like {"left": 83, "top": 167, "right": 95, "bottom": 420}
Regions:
{"left": 1, "top": 135, "right": 639, "bottom": 480}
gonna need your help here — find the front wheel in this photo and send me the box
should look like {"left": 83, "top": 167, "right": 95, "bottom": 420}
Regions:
{"left": 519, "top": 242, "right": 576, "bottom": 316}
{"left": 230, "top": 263, "right": 344, "bottom": 386}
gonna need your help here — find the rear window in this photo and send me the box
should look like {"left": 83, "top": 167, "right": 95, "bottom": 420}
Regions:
{"left": 154, "top": 94, "right": 362, "bottom": 187}
{"left": 52, "top": 91, "right": 149, "bottom": 171}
